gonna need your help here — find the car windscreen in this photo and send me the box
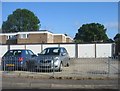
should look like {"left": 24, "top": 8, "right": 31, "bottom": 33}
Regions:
{"left": 4, "top": 50, "right": 22, "bottom": 56}
{"left": 41, "top": 48, "right": 60, "bottom": 55}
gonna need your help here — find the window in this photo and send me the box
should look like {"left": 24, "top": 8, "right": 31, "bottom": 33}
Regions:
{"left": 41, "top": 48, "right": 60, "bottom": 55}
{"left": 61, "top": 48, "right": 64, "bottom": 53}
{"left": 28, "top": 50, "right": 34, "bottom": 56}
{"left": 5, "top": 50, "right": 22, "bottom": 56}
{"left": 61, "top": 48, "right": 68, "bottom": 54}
{"left": 7, "top": 35, "right": 17, "bottom": 40}
{"left": 63, "top": 48, "right": 68, "bottom": 54}
{"left": 25, "top": 50, "right": 29, "bottom": 55}
{"left": 19, "top": 34, "right": 28, "bottom": 39}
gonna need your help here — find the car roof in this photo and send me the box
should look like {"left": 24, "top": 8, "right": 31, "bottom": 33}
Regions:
{"left": 8, "top": 49, "right": 31, "bottom": 51}
{"left": 45, "top": 47, "right": 65, "bottom": 49}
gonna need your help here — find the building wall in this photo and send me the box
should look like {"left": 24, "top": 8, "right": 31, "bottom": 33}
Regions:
{"left": 17, "top": 38, "right": 29, "bottom": 44}
{"left": 29, "top": 33, "right": 47, "bottom": 43}
{"left": 53, "top": 35, "right": 66, "bottom": 43}
{"left": 0, "top": 35, "right": 7, "bottom": 44}
{"left": 66, "top": 37, "right": 73, "bottom": 43}
{"left": 17, "top": 34, "right": 30, "bottom": 44}
{"left": 47, "top": 33, "right": 53, "bottom": 43}
{"left": 62, "top": 35, "right": 66, "bottom": 43}
{"left": 53, "top": 35, "right": 62, "bottom": 43}
{"left": 0, "top": 32, "right": 73, "bottom": 44}
{"left": 17, "top": 33, "right": 48, "bottom": 44}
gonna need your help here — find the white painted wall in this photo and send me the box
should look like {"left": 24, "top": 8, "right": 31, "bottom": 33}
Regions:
{"left": 42, "top": 44, "right": 58, "bottom": 50}
{"left": 96, "top": 44, "right": 112, "bottom": 58}
{"left": 78, "top": 44, "right": 95, "bottom": 58}
{"left": 0, "top": 43, "right": 113, "bottom": 58}
{"left": 26, "top": 45, "right": 41, "bottom": 55}
{"left": 10, "top": 45, "right": 25, "bottom": 49}
{"left": 60, "top": 44, "right": 76, "bottom": 58}
{"left": 0, "top": 45, "right": 8, "bottom": 64}
{"left": 0, "top": 45, "right": 8, "bottom": 58}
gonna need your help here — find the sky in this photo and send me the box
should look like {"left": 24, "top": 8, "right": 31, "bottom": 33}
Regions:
{"left": 1, "top": 2, "right": 118, "bottom": 39}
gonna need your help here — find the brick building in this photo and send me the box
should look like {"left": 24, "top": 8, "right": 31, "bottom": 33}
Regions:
{"left": 0, "top": 30, "right": 73, "bottom": 44}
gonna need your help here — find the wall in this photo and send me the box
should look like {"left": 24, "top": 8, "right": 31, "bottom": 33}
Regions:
{"left": 96, "top": 44, "right": 112, "bottom": 58}
{"left": 0, "top": 43, "right": 113, "bottom": 59}
{"left": 17, "top": 33, "right": 48, "bottom": 44}
{"left": 66, "top": 37, "right": 73, "bottom": 43}
{"left": 47, "top": 33, "right": 53, "bottom": 43}
{"left": 53, "top": 35, "right": 62, "bottom": 43}
{"left": 78, "top": 44, "right": 95, "bottom": 58}
{"left": 0, "top": 35, "right": 7, "bottom": 44}
{"left": 60, "top": 44, "right": 76, "bottom": 58}
{"left": 0, "top": 45, "right": 8, "bottom": 59}
{"left": 26, "top": 44, "right": 42, "bottom": 55}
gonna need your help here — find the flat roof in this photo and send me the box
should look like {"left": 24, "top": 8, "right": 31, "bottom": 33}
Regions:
{"left": 0, "top": 30, "right": 73, "bottom": 40}
{"left": 0, "top": 30, "right": 53, "bottom": 35}
{"left": 66, "top": 36, "right": 73, "bottom": 40}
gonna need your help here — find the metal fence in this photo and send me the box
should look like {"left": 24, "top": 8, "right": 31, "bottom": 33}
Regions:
{"left": 1, "top": 57, "right": 119, "bottom": 79}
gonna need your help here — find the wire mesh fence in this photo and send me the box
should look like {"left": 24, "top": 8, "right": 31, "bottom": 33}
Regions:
{"left": 1, "top": 56, "right": 119, "bottom": 78}
{"left": 50, "top": 57, "right": 119, "bottom": 79}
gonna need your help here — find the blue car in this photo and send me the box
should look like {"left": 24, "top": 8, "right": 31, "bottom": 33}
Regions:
{"left": 1, "top": 49, "right": 37, "bottom": 71}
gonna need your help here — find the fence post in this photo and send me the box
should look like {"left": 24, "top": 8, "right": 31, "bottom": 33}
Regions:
{"left": 58, "top": 43, "right": 60, "bottom": 48}
{"left": 25, "top": 44, "right": 26, "bottom": 49}
{"left": 41, "top": 44, "right": 43, "bottom": 51}
{"left": 108, "top": 57, "right": 110, "bottom": 77}
{"left": 8, "top": 44, "right": 10, "bottom": 50}
{"left": 52, "top": 57, "right": 55, "bottom": 77}
{"left": 75, "top": 43, "right": 78, "bottom": 58}
{"left": 95, "top": 43, "right": 96, "bottom": 58}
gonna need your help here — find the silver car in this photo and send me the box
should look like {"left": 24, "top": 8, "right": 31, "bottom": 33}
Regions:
{"left": 34, "top": 47, "right": 70, "bottom": 71}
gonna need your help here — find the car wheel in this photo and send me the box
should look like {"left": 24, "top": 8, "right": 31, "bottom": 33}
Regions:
{"left": 2, "top": 66, "right": 5, "bottom": 71}
{"left": 58, "top": 62, "right": 63, "bottom": 72}
{"left": 66, "top": 62, "right": 70, "bottom": 67}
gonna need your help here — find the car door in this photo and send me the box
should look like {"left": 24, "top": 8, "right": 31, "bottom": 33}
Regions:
{"left": 24, "top": 50, "right": 30, "bottom": 62}
{"left": 27, "top": 50, "right": 36, "bottom": 69}
{"left": 60, "top": 48, "right": 67, "bottom": 66}
{"left": 63, "top": 48, "right": 70, "bottom": 66}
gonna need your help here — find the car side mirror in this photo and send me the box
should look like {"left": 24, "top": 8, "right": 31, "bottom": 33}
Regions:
{"left": 61, "top": 53, "right": 66, "bottom": 56}
{"left": 32, "top": 54, "right": 37, "bottom": 57}
{"left": 37, "top": 53, "right": 41, "bottom": 55}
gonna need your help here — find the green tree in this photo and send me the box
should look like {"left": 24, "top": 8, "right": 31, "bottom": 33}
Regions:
{"left": 114, "top": 33, "right": 120, "bottom": 56}
{"left": 0, "top": 28, "right": 2, "bottom": 33}
{"left": 106, "top": 39, "right": 114, "bottom": 43}
{"left": 114, "top": 33, "right": 120, "bottom": 41}
{"left": 74, "top": 23, "right": 108, "bottom": 43}
{"left": 2, "top": 9, "right": 40, "bottom": 33}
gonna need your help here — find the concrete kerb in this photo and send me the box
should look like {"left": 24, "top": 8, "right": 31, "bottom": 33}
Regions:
{"left": 2, "top": 83, "right": 118, "bottom": 89}
{"left": 1, "top": 71, "right": 118, "bottom": 80}
{"left": 51, "top": 84, "right": 117, "bottom": 89}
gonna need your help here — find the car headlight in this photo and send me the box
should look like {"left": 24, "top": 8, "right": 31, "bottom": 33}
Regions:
{"left": 51, "top": 57, "right": 59, "bottom": 63}
{"left": 54, "top": 57, "right": 59, "bottom": 62}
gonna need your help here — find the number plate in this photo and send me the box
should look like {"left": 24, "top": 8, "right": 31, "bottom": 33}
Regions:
{"left": 6, "top": 64, "right": 15, "bottom": 67}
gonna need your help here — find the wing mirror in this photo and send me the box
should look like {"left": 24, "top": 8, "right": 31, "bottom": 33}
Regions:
{"left": 32, "top": 54, "right": 37, "bottom": 57}
{"left": 61, "top": 53, "right": 66, "bottom": 56}
{"left": 37, "top": 53, "right": 41, "bottom": 55}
